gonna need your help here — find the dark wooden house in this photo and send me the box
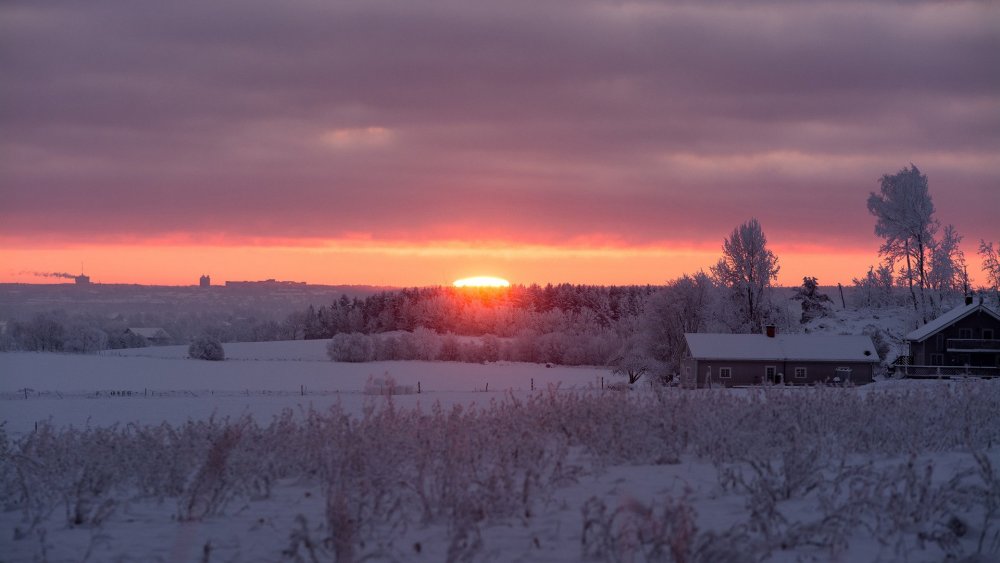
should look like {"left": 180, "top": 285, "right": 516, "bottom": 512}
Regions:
{"left": 902, "top": 298, "right": 1000, "bottom": 377}
{"left": 681, "top": 330, "right": 879, "bottom": 388}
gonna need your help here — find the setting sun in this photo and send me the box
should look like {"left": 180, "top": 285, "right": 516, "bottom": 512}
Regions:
{"left": 453, "top": 276, "right": 511, "bottom": 288}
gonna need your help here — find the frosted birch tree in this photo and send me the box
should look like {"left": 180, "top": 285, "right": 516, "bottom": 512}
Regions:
{"left": 867, "top": 165, "right": 936, "bottom": 317}
{"left": 927, "top": 224, "right": 967, "bottom": 311}
{"left": 710, "top": 218, "right": 779, "bottom": 332}
{"left": 980, "top": 240, "right": 1000, "bottom": 305}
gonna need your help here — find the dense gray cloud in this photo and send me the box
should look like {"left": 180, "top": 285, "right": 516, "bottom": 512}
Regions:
{"left": 2, "top": 0, "right": 997, "bottom": 248}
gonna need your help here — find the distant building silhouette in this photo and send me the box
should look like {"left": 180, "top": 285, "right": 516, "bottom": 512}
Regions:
{"left": 75, "top": 274, "right": 90, "bottom": 285}
{"left": 225, "top": 279, "right": 306, "bottom": 288}
{"left": 124, "top": 327, "right": 171, "bottom": 345}
{"left": 200, "top": 274, "right": 211, "bottom": 287}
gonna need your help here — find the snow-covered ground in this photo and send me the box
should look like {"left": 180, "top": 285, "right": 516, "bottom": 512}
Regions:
{"left": 2, "top": 341, "right": 999, "bottom": 562}
{"left": 1, "top": 345, "right": 606, "bottom": 436}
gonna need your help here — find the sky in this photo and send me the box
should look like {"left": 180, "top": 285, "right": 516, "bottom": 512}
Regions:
{"left": 1, "top": 0, "right": 997, "bottom": 287}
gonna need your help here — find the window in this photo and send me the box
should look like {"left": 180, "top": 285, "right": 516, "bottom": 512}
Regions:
{"left": 959, "top": 328, "right": 973, "bottom": 339}
{"left": 765, "top": 366, "right": 776, "bottom": 382}
{"left": 930, "top": 354, "right": 943, "bottom": 366}
{"left": 719, "top": 367, "right": 732, "bottom": 379}
{"left": 794, "top": 367, "right": 807, "bottom": 379}
{"left": 985, "top": 329, "right": 995, "bottom": 340}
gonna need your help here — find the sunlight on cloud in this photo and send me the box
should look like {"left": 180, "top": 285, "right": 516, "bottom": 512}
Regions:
{"left": 320, "top": 127, "right": 395, "bottom": 149}
{"left": 658, "top": 150, "right": 999, "bottom": 179}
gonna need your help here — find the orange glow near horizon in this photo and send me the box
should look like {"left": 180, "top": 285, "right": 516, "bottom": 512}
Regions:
{"left": 0, "top": 238, "right": 990, "bottom": 288}
{"left": 453, "top": 276, "right": 511, "bottom": 288}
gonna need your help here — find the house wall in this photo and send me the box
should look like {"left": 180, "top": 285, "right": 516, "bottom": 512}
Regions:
{"left": 909, "top": 310, "right": 1000, "bottom": 368}
{"left": 683, "top": 358, "right": 875, "bottom": 388}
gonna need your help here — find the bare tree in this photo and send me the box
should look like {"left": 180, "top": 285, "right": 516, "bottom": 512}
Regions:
{"left": 867, "top": 165, "right": 936, "bottom": 317}
{"left": 641, "top": 272, "right": 716, "bottom": 374}
{"left": 980, "top": 239, "right": 1000, "bottom": 305}
{"left": 710, "top": 218, "right": 779, "bottom": 332}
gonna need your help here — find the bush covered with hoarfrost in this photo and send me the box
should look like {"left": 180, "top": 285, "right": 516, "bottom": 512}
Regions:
{"left": 188, "top": 335, "right": 225, "bottom": 361}
{"left": 3, "top": 383, "right": 1000, "bottom": 561}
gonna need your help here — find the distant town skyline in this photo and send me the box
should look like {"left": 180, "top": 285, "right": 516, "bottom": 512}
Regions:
{"left": 2, "top": 1, "right": 997, "bottom": 287}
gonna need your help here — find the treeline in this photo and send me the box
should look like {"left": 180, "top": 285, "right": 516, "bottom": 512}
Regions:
{"left": 0, "top": 310, "right": 296, "bottom": 353}
{"left": 286, "top": 284, "right": 655, "bottom": 339}
{"left": 0, "top": 284, "right": 656, "bottom": 356}
{"left": 326, "top": 327, "right": 621, "bottom": 366}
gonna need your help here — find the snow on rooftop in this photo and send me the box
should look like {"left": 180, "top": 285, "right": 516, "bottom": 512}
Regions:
{"left": 685, "top": 333, "right": 879, "bottom": 362}
{"left": 905, "top": 301, "right": 1000, "bottom": 342}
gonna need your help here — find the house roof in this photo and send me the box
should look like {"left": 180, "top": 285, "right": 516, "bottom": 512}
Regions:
{"left": 126, "top": 327, "right": 169, "bottom": 339}
{"left": 905, "top": 302, "right": 1000, "bottom": 342}
{"left": 685, "top": 333, "right": 880, "bottom": 363}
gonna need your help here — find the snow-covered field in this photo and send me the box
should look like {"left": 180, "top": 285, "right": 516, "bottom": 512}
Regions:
{"left": 1, "top": 342, "right": 605, "bottom": 435}
{"left": 2, "top": 341, "right": 999, "bottom": 562}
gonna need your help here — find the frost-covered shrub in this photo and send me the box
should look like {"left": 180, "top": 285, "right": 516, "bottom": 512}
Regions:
{"left": 363, "top": 374, "right": 415, "bottom": 396}
{"left": 438, "top": 333, "right": 461, "bottom": 361}
{"left": 408, "top": 326, "right": 441, "bottom": 360}
{"left": 372, "top": 333, "right": 402, "bottom": 360}
{"left": 178, "top": 425, "right": 240, "bottom": 520}
{"left": 188, "top": 335, "right": 224, "bottom": 361}
{"left": 863, "top": 323, "right": 893, "bottom": 365}
{"left": 581, "top": 494, "right": 743, "bottom": 563}
{"left": 3, "top": 383, "right": 1000, "bottom": 560}
{"left": 327, "top": 332, "right": 373, "bottom": 362}
{"left": 63, "top": 325, "right": 109, "bottom": 354}
{"left": 109, "top": 330, "right": 148, "bottom": 349}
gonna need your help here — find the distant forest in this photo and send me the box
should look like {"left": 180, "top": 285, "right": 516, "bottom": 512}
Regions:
{"left": 287, "top": 284, "right": 654, "bottom": 339}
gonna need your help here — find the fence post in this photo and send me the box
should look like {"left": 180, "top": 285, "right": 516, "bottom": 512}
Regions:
{"left": 531, "top": 378, "right": 534, "bottom": 391}
{"left": 418, "top": 381, "right": 421, "bottom": 394}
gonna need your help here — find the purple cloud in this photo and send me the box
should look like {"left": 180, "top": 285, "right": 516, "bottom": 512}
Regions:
{"left": 1, "top": 0, "right": 997, "bottom": 250}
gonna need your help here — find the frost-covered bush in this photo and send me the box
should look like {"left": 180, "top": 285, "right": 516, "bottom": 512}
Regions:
{"left": 863, "top": 323, "right": 893, "bottom": 365}
{"left": 188, "top": 335, "right": 225, "bottom": 361}
{"left": 581, "top": 494, "right": 741, "bottom": 563}
{"left": 63, "top": 325, "right": 109, "bottom": 354}
{"left": 326, "top": 332, "right": 373, "bottom": 362}
{"left": 3, "top": 383, "right": 1000, "bottom": 560}
{"left": 363, "top": 374, "right": 415, "bottom": 396}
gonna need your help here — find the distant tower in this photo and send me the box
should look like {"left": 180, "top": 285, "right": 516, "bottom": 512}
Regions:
{"left": 76, "top": 261, "right": 90, "bottom": 284}
{"left": 199, "top": 274, "right": 211, "bottom": 287}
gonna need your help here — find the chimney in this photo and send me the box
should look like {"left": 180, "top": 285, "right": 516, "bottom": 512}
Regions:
{"left": 765, "top": 325, "right": 776, "bottom": 338}
{"left": 965, "top": 295, "right": 974, "bottom": 306}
